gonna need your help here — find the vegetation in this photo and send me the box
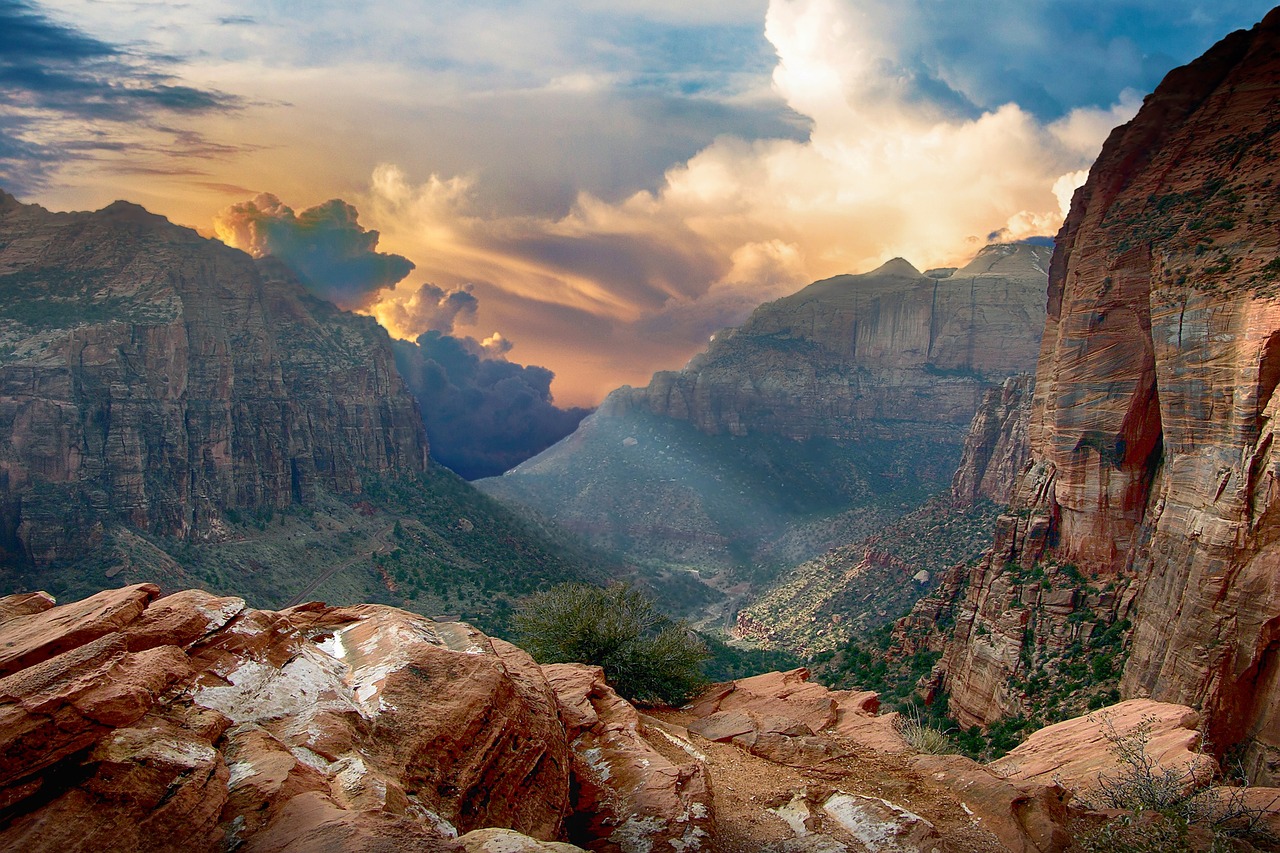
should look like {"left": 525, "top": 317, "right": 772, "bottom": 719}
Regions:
{"left": 514, "top": 582, "right": 709, "bottom": 705}
{"left": 698, "top": 632, "right": 802, "bottom": 683}
{"left": 896, "top": 705, "right": 956, "bottom": 755}
{"left": 1075, "top": 713, "right": 1279, "bottom": 852}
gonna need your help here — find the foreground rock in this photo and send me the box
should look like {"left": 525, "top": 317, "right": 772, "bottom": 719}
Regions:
{"left": 0, "top": 585, "right": 579, "bottom": 852}
{"left": 543, "top": 664, "right": 713, "bottom": 852}
{"left": 988, "top": 699, "right": 1216, "bottom": 796}
{"left": 686, "top": 668, "right": 909, "bottom": 762}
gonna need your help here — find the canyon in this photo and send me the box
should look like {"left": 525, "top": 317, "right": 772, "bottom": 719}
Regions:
{"left": 480, "top": 245, "right": 1048, "bottom": 620}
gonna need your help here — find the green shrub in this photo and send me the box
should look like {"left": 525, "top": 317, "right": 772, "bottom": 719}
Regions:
{"left": 514, "top": 582, "right": 708, "bottom": 705}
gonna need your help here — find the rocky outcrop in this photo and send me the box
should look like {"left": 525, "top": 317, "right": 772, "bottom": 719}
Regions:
{"left": 0, "top": 194, "right": 427, "bottom": 565}
{"left": 988, "top": 700, "right": 1215, "bottom": 796}
{"left": 898, "top": 10, "right": 1280, "bottom": 781}
{"left": 951, "top": 375, "right": 1034, "bottom": 506}
{"left": 686, "top": 668, "right": 909, "bottom": 757}
{"left": 0, "top": 584, "right": 580, "bottom": 852}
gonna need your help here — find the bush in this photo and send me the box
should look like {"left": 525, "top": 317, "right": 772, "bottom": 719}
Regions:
{"left": 1075, "top": 713, "right": 1278, "bottom": 852}
{"left": 514, "top": 582, "right": 708, "bottom": 706}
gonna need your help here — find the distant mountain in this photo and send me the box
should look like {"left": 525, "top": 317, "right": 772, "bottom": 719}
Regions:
{"left": 478, "top": 243, "right": 1050, "bottom": 620}
{"left": 0, "top": 192, "right": 598, "bottom": 631}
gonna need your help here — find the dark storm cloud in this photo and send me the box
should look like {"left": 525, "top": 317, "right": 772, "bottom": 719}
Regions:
{"left": 392, "top": 332, "right": 591, "bottom": 480}
{"left": 214, "top": 194, "right": 414, "bottom": 308}
{"left": 0, "top": 0, "right": 241, "bottom": 193}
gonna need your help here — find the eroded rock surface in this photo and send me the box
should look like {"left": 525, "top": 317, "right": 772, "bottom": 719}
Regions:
{"left": 988, "top": 700, "right": 1215, "bottom": 796}
{"left": 0, "top": 585, "right": 573, "bottom": 852}
{"left": 543, "top": 664, "right": 713, "bottom": 852}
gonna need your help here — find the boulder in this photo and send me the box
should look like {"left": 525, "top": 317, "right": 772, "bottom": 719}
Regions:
{"left": 0, "top": 588, "right": 579, "bottom": 852}
{"left": 543, "top": 663, "right": 713, "bottom": 852}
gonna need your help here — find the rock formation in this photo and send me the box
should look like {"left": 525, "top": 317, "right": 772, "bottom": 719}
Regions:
{"left": 896, "top": 9, "right": 1280, "bottom": 783}
{"left": 0, "top": 193, "right": 426, "bottom": 566}
{"left": 12, "top": 584, "right": 1279, "bottom": 851}
{"left": 618, "top": 243, "right": 1048, "bottom": 443}
{"left": 950, "top": 375, "right": 1035, "bottom": 506}
{"left": 0, "top": 583, "right": 573, "bottom": 851}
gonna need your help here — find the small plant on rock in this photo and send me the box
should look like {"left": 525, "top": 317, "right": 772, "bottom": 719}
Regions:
{"left": 896, "top": 705, "right": 956, "bottom": 755}
{"left": 1075, "top": 713, "right": 1278, "bottom": 852}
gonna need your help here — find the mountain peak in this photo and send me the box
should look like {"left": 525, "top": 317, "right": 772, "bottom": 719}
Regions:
{"left": 870, "top": 257, "right": 922, "bottom": 277}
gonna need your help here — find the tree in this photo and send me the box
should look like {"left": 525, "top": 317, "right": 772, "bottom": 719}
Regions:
{"left": 514, "top": 582, "right": 708, "bottom": 705}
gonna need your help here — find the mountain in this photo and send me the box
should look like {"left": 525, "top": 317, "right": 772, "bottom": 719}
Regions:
{"left": 892, "top": 9, "right": 1280, "bottom": 783}
{"left": 0, "top": 193, "right": 598, "bottom": 629}
{"left": 479, "top": 243, "right": 1049, "bottom": 618}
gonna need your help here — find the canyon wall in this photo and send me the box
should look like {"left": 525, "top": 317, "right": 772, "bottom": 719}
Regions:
{"left": 619, "top": 243, "right": 1049, "bottom": 443}
{"left": 0, "top": 195, "right": 427, "bottom": 565}
{"left": 913, "top": 9, "right": 1280, "bottom": 782}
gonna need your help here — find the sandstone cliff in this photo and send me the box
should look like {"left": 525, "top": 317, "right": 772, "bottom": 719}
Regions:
{"left": 0, "top": 193, "right": 426, "bottom": 567}
{"left": 901, "top": 9, "right": 1280, "bottom": 783}
{"left": 950, "top": 375, "right": 1035, "bottom": 506}
{"left": 621, "top": 243, "right": 1049, "bottom": 443}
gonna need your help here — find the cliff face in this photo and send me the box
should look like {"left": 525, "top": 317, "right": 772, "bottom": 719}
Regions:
{"left": 913, "top": 10, "right": 1280, "bottom": 781}
{"left": 622, "top": 243, "right": 1049, "bottom": 443}
{"left": 950, "top": 375, "right": 1035, "bottom": 506}
{"left": 0, "top": 194, "right": 426, "bottom": 566}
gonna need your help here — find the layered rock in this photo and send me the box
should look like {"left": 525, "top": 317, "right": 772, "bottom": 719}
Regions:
{"left": 951, "top": 375, "right": 1035, "bottom": 506}
{"left": 0, "top": 194, "right": 426, "bottom": 565}
{"left": 988, "top": 699, "right": 1215, "bottom": 795}
{"left": 620, "top": 244, "right": 1049, "bottom": 443}
{"left": 0, "top": 584, "right": 578, "bottom": 852}
{"left": 903, "top": 9, "right": 1280, "bottom": 781}
{"left": 542, "top": 664, "right": 713, "bottom": 852}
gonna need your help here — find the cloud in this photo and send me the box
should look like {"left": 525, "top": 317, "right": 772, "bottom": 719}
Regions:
{"left": 213, "top": 193, "right": 414, "bottom": 308}
{"left": 0, "top": 0, "right": 241, "bottom": 194}
{"left": 373, "top": 282, "right": 479, "bottom": 337}
{"left": 391, "top": 331, "right": 591, "bottom": 480}
{"left": 358, "top": 0, "right": 1160, "bottom": 404}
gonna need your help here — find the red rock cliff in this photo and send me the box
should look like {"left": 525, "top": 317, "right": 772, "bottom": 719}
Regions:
{"left": 922, "top": 9, "right": 1280, "bottom": 782}
{"left": 0, "top": 195, "right": 427, "bottom": 564}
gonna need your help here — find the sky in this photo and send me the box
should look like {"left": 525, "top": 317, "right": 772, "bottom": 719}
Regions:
{"left": 2, "top": 0, "right": 1276, "bottom": 406}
